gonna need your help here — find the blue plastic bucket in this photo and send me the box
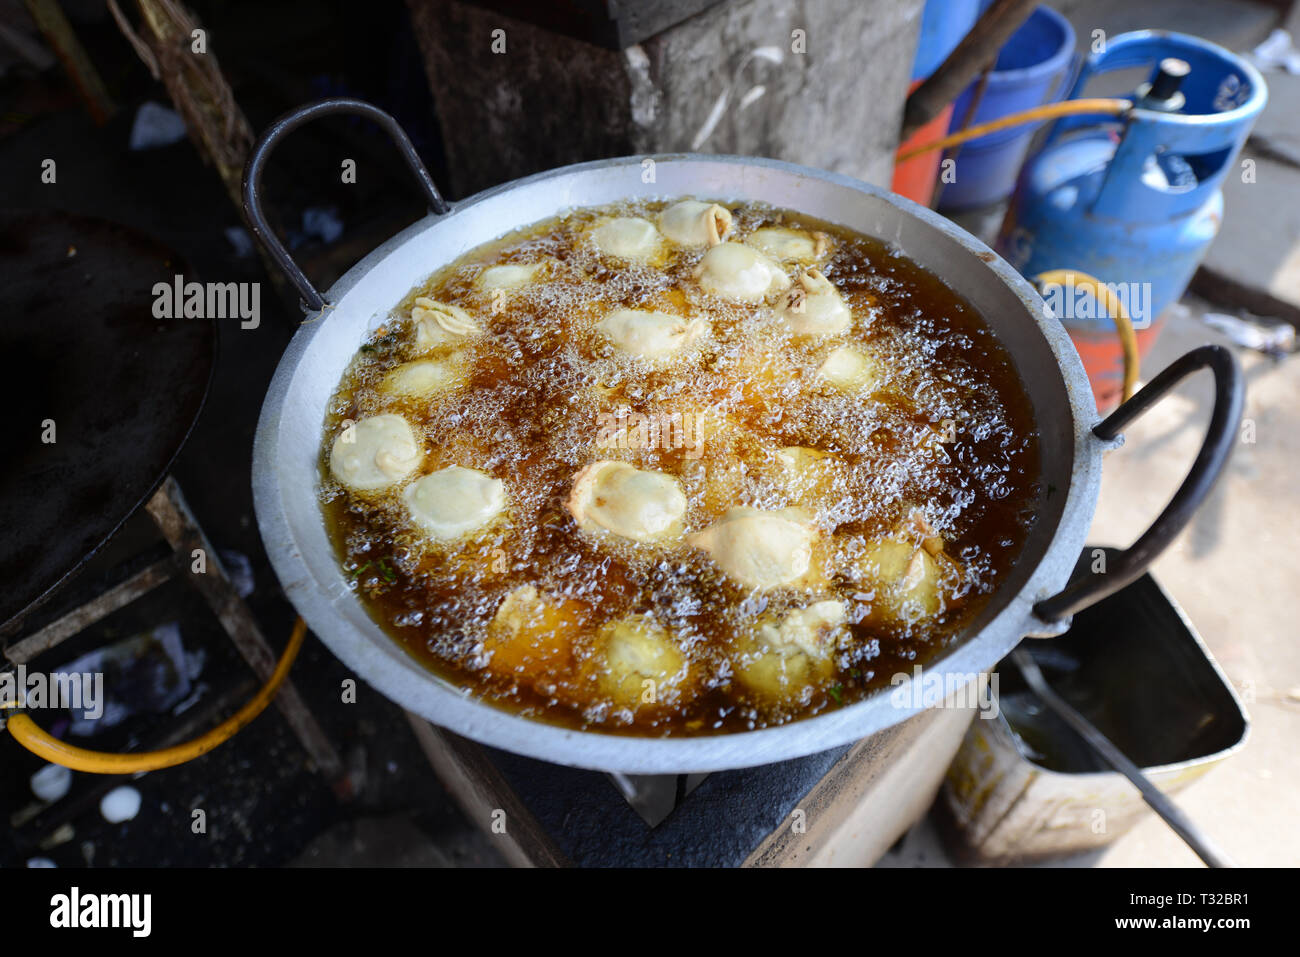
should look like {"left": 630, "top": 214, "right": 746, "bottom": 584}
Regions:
{"left": 937, "top": 5, "right": 1076, "bottom": 211}
{"left": 911, "top": 0, "right": 981, "bottom": 81}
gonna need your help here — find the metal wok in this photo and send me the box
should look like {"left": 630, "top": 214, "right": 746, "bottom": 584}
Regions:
{"left": 246, "top": 100, "right": 1241, "bottom": 773}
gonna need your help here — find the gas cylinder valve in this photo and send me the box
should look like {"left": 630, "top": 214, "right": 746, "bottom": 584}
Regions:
{"left": 1137, "top": 57, "right": 1191, "bottom": 112}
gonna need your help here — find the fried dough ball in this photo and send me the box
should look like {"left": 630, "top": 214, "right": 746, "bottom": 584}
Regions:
{"left": 566, "top": 460, "right": 687, "bottom": 543}
{"left": 658, "top": 200, "right": 732, "bottom": 247}
{"left": 404, "top": 466, "right": 507, "bottom": 542}
{"left": 693, "top": 242, "right": 791, "bottom": 302}
{"left": 745, "top": 226, "right": 829, "bottom": 264}
{"left": 587, "top": 217, "right": 664, "bottom": 262}
{"left": 596, "top": 309, "right": 704, "bottom": 363}
{"left": 847, "top": 513, "right": 962, "bottom": 622}
{"left": 688, "top": 507, "right": 819, "bottom": 590}
{"left": 482, "top": 585, "right": 587, "bottom": 685}
{"left": 777, "top": 268, "right": 851, "bottom": 337}
{"left": 733, "top": 600, "right": 847, "bottom": 703}
{"left": 379, "top": 356, "right": 465, "bottom": 398}
{"left": 589, "top": 614, "right": 691, "bottom": 709}
{"left": 817, "top": 345, "right": 884, "bottom": 393}
{"left": 410, "top": 298, "right": 481, "bottom": 354}
{"left": 329, "top": 414, "right": 422, "bottom": 492}
{"left": 772, "top": 446, "right": 841, "bottom": 505}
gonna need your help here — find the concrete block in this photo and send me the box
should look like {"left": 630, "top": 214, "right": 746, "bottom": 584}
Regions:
{"left": 1199, "top": 147, "right": 1300, "bottom": 321}
{"left": 1055, "top": 0, "right": 1278, "bottom": 55}
{"left": 1250, "top": 68, "right": 1300, "bottom": 168}
{"left": 407, "top": 0, "right": 923, "bottom": 197}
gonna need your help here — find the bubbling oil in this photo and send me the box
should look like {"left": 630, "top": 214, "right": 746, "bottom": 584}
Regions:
{"left": 319, "top": 199, "right": 1042, "bottom": 735}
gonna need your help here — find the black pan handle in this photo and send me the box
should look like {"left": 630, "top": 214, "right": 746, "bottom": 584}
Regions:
{"left": 241, "top": 98, "right": 449, "bottom": 312}
{"left": 1033, "top": 345, "right": 1243, "bottom": 622}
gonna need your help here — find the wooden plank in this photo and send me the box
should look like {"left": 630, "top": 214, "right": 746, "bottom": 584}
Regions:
{"left": 144, "top": 477, "right": 346, "bottom": 786}
{"left": 4, "top": 559, "right": 174, "bottom": 666}
{"left": 404, "top": 713, "right": 570, "bottom": 868}
{"left": 743, "top": 706, "right": 974, "bottom": 867}
{"left": 22, "top": 0, "right": 115, "bottom": 124}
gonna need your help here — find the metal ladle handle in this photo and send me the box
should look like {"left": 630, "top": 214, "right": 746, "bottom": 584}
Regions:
{"left": 241, "top": 98, "right": 449, "bottom": 312}
{"left": 1034, "top": 344, "right": 1244, "bottom": 622}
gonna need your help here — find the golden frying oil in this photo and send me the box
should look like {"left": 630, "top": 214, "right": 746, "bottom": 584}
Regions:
{"left": 319, "top": 200, "right": 1041, "bottom": 735}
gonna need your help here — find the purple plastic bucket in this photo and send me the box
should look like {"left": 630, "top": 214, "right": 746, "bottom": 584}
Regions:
{"left": 937, "top": 5, "right": 1076, "bottom": 212}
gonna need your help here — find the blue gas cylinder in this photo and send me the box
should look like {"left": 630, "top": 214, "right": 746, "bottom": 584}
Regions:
{"left": 997, "top": 32, "right": 1266, "bottom": 354}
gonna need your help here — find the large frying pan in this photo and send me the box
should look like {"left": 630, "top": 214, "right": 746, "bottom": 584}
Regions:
{"left": 246, "top": 100, "right": 1242, "bottom": 773}
{"left": 0, "top": 211, "right": 215, "bottom": 633}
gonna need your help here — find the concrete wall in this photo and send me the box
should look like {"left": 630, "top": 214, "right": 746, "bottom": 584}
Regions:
{"left": 407, "top": 0, "right": 924, "bottom": 197}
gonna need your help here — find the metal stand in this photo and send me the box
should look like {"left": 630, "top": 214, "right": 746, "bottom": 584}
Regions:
{"left": 3, "top": 476, "right": 344, "bottom": 788}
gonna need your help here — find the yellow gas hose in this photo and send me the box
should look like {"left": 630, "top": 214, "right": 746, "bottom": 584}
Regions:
{"left": 1035, "top": 269, "right": 1139, "bottom": 403}
{"left": 896, "top": 97, "right": 1133, "bottom": 162}
{"left": 3, "top": 617, "right": 306, "bottom": 774}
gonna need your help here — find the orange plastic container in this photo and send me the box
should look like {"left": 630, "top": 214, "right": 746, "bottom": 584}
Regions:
{"left": 892, "top": 80, "right": 954, "bottom": 207}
